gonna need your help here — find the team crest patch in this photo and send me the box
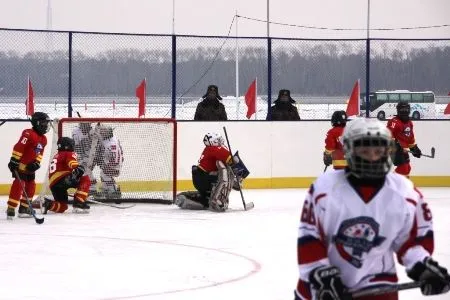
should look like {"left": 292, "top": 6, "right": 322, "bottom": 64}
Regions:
{"left": 333, "top": 216, "right": 386, "bottom": 268}
{"left": 35, "top": 143, "right": 43, "bottom": 154}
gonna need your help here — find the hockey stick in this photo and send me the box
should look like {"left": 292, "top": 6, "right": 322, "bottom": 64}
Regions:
{"left": 408, "top": 146, "right": 435, "bottom": 159}
{"left": 324, "top": 165, "right": 328, "bottom": 172}
{"left": 351, "top": 281, "right": 424, "bottom": 298}
{"left": 13, "top": 170, "right": 45, "bottom": 224}
{"left": 67, "top": 194, "right": 136, "bottom": 209}
{"left": 223, "top": 126, "right": 254, "bottom": 211}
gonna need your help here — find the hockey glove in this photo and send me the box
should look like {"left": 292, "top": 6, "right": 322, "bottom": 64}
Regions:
{"left": 407, "top": 257, "right": 450, "bottom": 296}
{"left": 309, "top": 265, "right": 348, "bottom": 300}
{"left": 323, "top": 152, "right": 332, "bottom": 167}
{"left": 8, "top": 157, "right": 20, "bottom": 173}
{"left": 72, "top": 165, "right": 85, "bottom": 181}
{"left": 26, "top": 161, "right": 40, "bottom": 172}
{"left": 409, "top": 145, "right": 422, "bottom": 158}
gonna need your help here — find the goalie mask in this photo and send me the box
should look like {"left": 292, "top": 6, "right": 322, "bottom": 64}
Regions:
{"left": 343, "top": 118, "right": 393, "bottom": 179}
{"left": 203, "top": 132, "right": 225, "bottom": 147}
{"left": 57, "top": 137, "right": 75, "bottom": 152}
{"left": 31, "top": 112, "right": 51, "bottom": 135}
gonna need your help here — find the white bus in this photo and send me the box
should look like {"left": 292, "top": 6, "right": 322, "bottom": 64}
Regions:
{"left": 360, "top": 90, "right": 436, "bottom": 120}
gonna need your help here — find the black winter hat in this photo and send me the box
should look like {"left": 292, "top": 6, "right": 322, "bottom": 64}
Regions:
{"left": 202, "top": 85, "right": 222, "bottom": 100}
{"left": 275, "top": 89, "right": 295, "bottom": 103}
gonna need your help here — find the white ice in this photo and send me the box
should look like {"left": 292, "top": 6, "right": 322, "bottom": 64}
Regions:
{"left": 0, "top": 187, "right": 449, "bottom": 300}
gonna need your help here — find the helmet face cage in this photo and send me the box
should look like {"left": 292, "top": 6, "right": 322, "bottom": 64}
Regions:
{"left": 331, "top": 110, "right": 347, "bottom": 127}
{"left": 396, "top": 101, "right": 410, "bottom": 121}
{"left": 203, "top": 133, "right": 224, "bottom": 147}
{"left": 31, "top": 112, "right": 51, "bottom": 135}
{"left": 57, "top": 137, "right": 75, "bottom": 152}
{"left": 343, "top": 118, "right": 393, "bottom": 178}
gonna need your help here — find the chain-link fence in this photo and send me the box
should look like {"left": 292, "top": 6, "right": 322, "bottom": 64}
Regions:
{"left": 0, "top": 28, "right": 449, "bottom": 120}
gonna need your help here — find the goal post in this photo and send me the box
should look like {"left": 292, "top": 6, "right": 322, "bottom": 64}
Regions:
{"left": 39, "top": 117, "right": 177, "bottom": 205}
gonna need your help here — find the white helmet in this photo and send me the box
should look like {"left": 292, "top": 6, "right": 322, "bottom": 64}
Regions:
{"left": 203, "top": 132, "right": 224, "bottom": 147}
{"left": 343, "top": 117, "right": 393, "bottom": 178}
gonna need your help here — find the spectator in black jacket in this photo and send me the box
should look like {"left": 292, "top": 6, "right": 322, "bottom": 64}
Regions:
{"left": 266, "top": 89, "right": 301, "bottom": 121}
{"left": 194, "top": 85, "right": 228, "bottom": 121}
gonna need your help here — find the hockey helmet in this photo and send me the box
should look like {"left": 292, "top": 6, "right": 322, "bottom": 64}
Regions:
{"left": 203, "top": 132, "right": 225, "bottom": 147}
{"left": 343, "top": 117, "right": 393, "bottom": 178}
{"left": 57, "top": 137, "right": 75, "bottom": 152}
{"left": 31, "top": 112, "right": 51, "bottom": 135}
{"left": 331, "top": 110, "right": 347, "bottom": 127}
{"left": 396, "top": 101, "right": 410, "bottom": 121}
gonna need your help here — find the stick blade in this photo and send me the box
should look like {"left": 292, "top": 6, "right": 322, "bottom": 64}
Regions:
{"left": 431, "top": 147, "right": 435, "bottom": 158}
{"left": 245, "top": 202, "right": 255, "bottom": 210}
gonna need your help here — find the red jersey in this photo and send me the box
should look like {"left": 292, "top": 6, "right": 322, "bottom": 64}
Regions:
{"left": 197, "top": 146, "right": 232, "bottom": 173}
{"left": 11, "top": 128, "right": 47, "bottom": 174}
{"left": 48, "top": 151, "right": 80, "bottom": 187}
{"left": 324, "top": 126, "right": 347, "bottom": 169}
{"left": 387, "top": 117, "right": 416, "bottom": 149}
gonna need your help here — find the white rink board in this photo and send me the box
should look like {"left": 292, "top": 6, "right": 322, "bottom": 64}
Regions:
{"left": 1, "top": 120, "right": 450, "bottom": 185}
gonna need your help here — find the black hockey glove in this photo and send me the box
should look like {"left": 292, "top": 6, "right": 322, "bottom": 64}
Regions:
{"left": 407, "top": 257, "right": 450, "bottom": 296}
{"left": 323, "top": 152, "right": 332, "bottom": 167}
{"left": 26, "top": 161, "right": 40, "bottom": 172}
{"left": 409, "top": 145, "right": 422, "bottom": 158}
{"left": 8, "top": 157, "right": 20, "bottom": 173}
{"left": 72, "top": 165, "right": 85, "bottom": 181}
{"left": 309, "top": 265, "right": 348, "bottom": 300}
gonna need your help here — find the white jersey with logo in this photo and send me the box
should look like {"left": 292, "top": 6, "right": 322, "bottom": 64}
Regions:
{"left": 100, "top": 136, "right": 124, "bottom": 173}
{"left": 72, "top": 126, "right": 93, "bottom": 159}
{"left": 295, "top": 169, "right": 434, "bottom": 299}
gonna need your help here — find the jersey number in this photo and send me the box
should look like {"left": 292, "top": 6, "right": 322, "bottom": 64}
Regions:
{"left": 421, "top": 203, "right": 432, "bottom": 221}
{"left": 300, "top": 200, "right": 316, "bottom": 225}
{"left": 49, "top": 158, "right": 57, "bottom": 174}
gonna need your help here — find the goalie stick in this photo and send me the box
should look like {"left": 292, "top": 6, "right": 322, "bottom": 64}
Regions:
{"left": 351, "top": 281, "right": 424, "bottom": 298}
{"left": 68, "top": 194, "right": 135, "bottom": 209}
{"left": 223, "top": 126, "right": 254, "bottom": 211}
{"left": 13, "top": 170, "right": 45, "bottom": 224}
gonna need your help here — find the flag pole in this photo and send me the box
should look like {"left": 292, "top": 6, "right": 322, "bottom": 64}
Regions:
{"left": 235, "top": 10, "right": 240, "bottom": 120}
{"left": 27, "top": 75, "right": 29, "bottom": 116}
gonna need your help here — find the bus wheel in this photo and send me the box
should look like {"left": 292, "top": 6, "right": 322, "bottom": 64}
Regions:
{"left": 377, "top": 111, "right": 386, "bottom": 120}
{"left": 412, "top": 111, "right": 420, "bottom": 120}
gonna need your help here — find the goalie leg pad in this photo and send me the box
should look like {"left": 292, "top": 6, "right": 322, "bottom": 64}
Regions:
{"left": 209, "top": 161, "right": 233, "bottom": 212}
{"left": 176, "top": 191, "right": 207, "bottom": 210}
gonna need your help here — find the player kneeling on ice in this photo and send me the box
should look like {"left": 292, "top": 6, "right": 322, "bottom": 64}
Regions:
{"left": 295, "top": 117, "right": 450, "bottom": 300}
{"left": 176, "top": 132, "right": 249, "bottom": 212}
{"left": 43, "top": 137, "right": 91, "bottom": 214}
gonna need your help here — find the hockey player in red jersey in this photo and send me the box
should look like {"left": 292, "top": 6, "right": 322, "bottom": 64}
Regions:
{"left": 43, "top": 137, "right": 91, "bottom": 214}
{"left": 323, "top": 110, "right": 347, "bottom": 170}
{"left": 6, "top": 112, "right": 50, "bottom": 219}
{"left": 387, "top": 101, "right": 421, "bottom": 176}
{"left": 295, "top": 117, "right": 449, "bottom": 300}
{"left": 176, "top": 132, "right": 249, "bottom": 212}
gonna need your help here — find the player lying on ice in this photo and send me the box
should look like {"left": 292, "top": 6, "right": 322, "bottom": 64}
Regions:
{"left": 42, "top": 137, "right": 91, "bottom": 214}
{"left": 175, "top": 132, "right": 249, "bottom": 212}
{"left": 295, "top": 117, "right": 450, "bottom": 300}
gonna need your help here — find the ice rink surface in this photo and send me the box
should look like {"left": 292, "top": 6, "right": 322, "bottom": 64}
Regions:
{"left": 0, "top": 187, "right": 449, "bottom": 300}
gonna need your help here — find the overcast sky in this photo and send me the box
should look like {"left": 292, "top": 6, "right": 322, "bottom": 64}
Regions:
{"left": 0, "top": 0, "right": 449, "bottom": 39}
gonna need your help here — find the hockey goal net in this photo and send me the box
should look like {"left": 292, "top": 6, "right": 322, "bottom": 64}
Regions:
{"left": 38, "top": 118, "right": 176, "bottom": 204}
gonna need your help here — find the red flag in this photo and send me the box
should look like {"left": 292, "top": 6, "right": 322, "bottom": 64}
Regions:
{"left": 136, "top": 79, "right": 146, "bottom": 117}
{"left": 346, "top": 79, "right": 360, "bottom": 117}
{"left": 245, "top": 79, "right": 257, "bottom": 119}
{"left": 26, "top": 77, "right": 34, "bottom": 116}
{"left": 444, "top": 103, "right": 450, "bottom": 115}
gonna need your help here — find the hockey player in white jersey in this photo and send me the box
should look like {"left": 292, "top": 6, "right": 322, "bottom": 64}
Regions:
{"left": 295, "top": 117, "right": 449, "bottom": 300}
{"left": 96, "top": 126, "right": 124, "bottom": 201}
{"left": 72, "top": 122, "right": 98, "bottom": 195}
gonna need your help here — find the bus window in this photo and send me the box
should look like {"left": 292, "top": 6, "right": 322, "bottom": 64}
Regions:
{"left": 400, "top": 93, "right": 412, "bottom": 101}
{"left": 411, "top": 93, "right": 423, "bottom": 103}
{"left": 388, "top": 93, "right": 399, "bottom": 101}
{"left": 423, "top": 93, "right": 434, "bottom": 103}
{"left": 376, "top": 93, "right": 388, "bottom": 102}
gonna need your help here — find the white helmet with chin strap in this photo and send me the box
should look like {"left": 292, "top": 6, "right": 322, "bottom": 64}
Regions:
{"left": 343, "top": 117, "right": 393, "bottom": 178}
{"left": 203, "top": 132, "right": 225, "bottom": 147}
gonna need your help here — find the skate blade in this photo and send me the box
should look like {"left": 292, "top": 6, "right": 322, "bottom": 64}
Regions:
{"left": 72, "top": 208, "right": 90, "bottom": 214}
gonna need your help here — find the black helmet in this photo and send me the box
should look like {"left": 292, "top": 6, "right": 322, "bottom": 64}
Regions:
{"left": 396, "top": 101, "right": 410, "bottom": 122}
{"left": 31, "top": 112, "right": 50, "bottom": 135}
{"left": 331, "top": 110, "right": 347, "bottom": 127}
{"left": 57, "top": 137, "right": 75, "bottom": 151}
